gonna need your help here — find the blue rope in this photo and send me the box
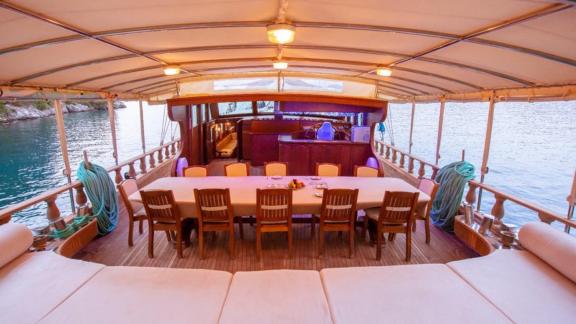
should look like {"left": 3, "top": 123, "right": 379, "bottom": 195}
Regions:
{"left": 430, "top": 161, "right": 476, "bottom": 232}
{"left": 77, "top": 162, "right": 119, "bottom": 235}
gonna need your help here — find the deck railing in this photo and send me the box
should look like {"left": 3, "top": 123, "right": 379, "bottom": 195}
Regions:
{"left": 373, "top": 140, "right": 576, "bottom": 231}
{"left": 0, "top": 140, "right": 181, "bottom": 227}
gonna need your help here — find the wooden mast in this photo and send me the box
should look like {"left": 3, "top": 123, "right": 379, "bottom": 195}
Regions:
{"left": 408, "top": 100, "right": 416, "bottom": 154}
{"left": 107, "top": 98, "right": 119, "bottom": 165}
{"left": 434, "top": 97, "right": 445, "bottom": 165}
{"left": 139, "top": 99, "right": 146, "bottom": 154}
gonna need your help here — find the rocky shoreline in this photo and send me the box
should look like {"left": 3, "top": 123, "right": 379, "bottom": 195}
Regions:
{"left": 0, "top": 100, "right": 126, "bottom": 123}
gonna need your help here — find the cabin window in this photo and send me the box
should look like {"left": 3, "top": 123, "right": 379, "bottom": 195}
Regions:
{"left": 257, "top": 101, "right": 275, "bottom": 113}
{"left": 218, "top": 102, "right": 253, "bottom": 116}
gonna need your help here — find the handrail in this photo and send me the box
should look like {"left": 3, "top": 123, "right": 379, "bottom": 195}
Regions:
{"left": 372, "top": 139, "right": 576, "bottom": 230}
{"left": 0, "top": 140, "right": 181, "bottom": 225}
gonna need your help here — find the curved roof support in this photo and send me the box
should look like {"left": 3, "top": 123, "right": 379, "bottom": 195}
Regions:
{"left": 8, "top": 44, "right": 524, "bottom": 87}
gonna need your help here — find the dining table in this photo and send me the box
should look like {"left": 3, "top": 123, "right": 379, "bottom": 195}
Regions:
{"left": 129, "top": 176, "right": 430, "bottom": 218}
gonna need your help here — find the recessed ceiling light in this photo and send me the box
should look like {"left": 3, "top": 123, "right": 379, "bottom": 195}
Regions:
{"left": 163, "top": 65, "right": 181, "bottom": 76}
{"left": 376, "top": 67, "right": 392, "bottom": 77}
{"left": 267, "top": 23, "right": 295, "bottom": 44}
{"left": 273, "top": 61, "right": 289, "bottom": 70}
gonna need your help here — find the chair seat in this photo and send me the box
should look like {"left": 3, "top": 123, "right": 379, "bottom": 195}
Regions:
{"left": 260, "top": 220, "right": 288, "bottom": 225}
{"left": 365, "top": 208, "right": 380, "bottom": 221}
{"left": 134, "top": 207, "right": 147, "bottom": 217}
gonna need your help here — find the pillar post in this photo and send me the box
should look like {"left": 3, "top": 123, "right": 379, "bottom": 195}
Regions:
{"left": 107, "top": 98, "right": 119, "bottom": 165}
{"left": 139, "top": 100, "right": 146, "bottom": 154}
{"left": 477, "top": 91, "right": 496, "bottom": 211}
{"left": 54, "top": 99, "right": 75, "bottom": 212}
{"left": 434, "top": 97, "right": 446, "bottom": 165}
{"left": 408, "top": 100, "right": 416, "bottom": 154}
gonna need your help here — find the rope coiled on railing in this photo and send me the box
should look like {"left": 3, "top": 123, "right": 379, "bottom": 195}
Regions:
{"left": 77, "top": 161, "right": 118, "bottom": 235}
{"left": 431, "top": 161, "right": 475, "bottom": 232}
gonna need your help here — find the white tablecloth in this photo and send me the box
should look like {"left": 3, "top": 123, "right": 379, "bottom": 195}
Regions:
{"left": 129, "top": 176, "right": 430, "bottom": 217}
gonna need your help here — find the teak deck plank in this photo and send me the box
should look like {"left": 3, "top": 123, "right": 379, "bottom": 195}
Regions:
{"left": 75, "top": 199, "right": 477, "bottom": 271}
{"left": 75, "top": 160, "right": 477, "bottom": 271}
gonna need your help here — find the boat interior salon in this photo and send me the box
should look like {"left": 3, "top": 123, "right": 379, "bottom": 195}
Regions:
{"left": 1, "top": 0, "right": 576, "bottom": 323}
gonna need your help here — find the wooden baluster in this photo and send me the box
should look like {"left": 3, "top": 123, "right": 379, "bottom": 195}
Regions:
{"left": 392, "top": 149, "right": 397, "bottom": 164}
{"left": 114, "top": 168, "right": 123, "bottom": 184}
{"left": 128, "top": 162, "right": 137, "bottom": 178}
{"left": 75, "top": 184, "right": 90, "bottom": 216}
{"left": 399, "top": 153, "right": 405, "bottom": 169}
{"left": 418, "top": 162, "right": 425, "bottom": 178}
{"left": 408, "top": 157, "right": 415, "bottom": 174}
{"left": 385, "top": 146, "right": 390, "bottom": 159}
{"left": 465, "top": 182, "right": 478, "bottom": 206}
{"left": 46, "top": 195, "right": 66, "bottom": 230}
{"left": 157, "top": 148, "right": 164, "bottom": 163}
{"left": 0, "top": 213, "right": 11, "bottom": 225}
{"left": 431, "top": 167, "right": 438, "bottom": 180}
{"left": 378, "top": 143, "right": 384, "bottom": 155}
{"left": 171, "top": 143, "right": 176, "bottom": 156}
{"left": 140, "top": 156, "right": 147, "bottom": 174}
{"left": 537, "top": 211, "right": 554, "bottom": 224}
{"left": 164, "top": 145, "right": 170, "bottom": 158}
{"left": 149, "top": 152, "right": 156, "bottom": 169}
{"left": 491, "top": 194, "right": 506, "bottom": 225}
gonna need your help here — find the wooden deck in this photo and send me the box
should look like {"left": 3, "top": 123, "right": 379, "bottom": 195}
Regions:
{"left": 74, "top": 159, "right": 477, "bottom": 272}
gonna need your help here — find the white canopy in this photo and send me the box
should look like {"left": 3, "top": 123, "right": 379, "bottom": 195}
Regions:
{"left": 0, "top": 0, "right": 575, "bottom": 102}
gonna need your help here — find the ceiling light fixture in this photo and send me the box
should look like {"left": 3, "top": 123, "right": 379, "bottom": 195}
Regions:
{"left": 273, "top": 61, "right": 289, "bottom": 70}
{"left": 376, "top": 67, "right": 392, "bottom": 77}
{"left": 163, "top": 65, "right": 181, "bottom": 76}
{"left": 267, "top": 23, "right": 295, "bottom": 44}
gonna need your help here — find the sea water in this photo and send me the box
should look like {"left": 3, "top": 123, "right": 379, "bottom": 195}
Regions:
{"left": 0, "top": 101, "right": 574, "bottom": 227}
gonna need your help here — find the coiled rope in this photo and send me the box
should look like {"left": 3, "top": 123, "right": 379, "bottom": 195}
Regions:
{"left": 430, "top": 161, "right": 475, "bottom": 232}
{"left": 77, "top": 161, "right": 119, "bottom": 235}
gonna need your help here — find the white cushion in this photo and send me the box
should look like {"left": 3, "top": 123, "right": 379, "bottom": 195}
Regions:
{"left": 219, "top": 270, "right": 332, "bottom": 324}
{"left": 0, "top": 252, "right": 104, "bottom": 324}
{"left": 40, "top": 266, "right": 232, "bottom": 324}
{"left": 321, "top": 265, "right": 511, "bottom": 324}
{"left": 518, "top": 222, "right": 576, "bottom": 282}
{"left": 448, "top": 250, "right": 576, "bottom": 324}
{"left": 0, "top": 223, "right": 33, "bottom": 268}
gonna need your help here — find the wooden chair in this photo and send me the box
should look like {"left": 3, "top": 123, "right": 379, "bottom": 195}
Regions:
{"left": 183, "top": 165, "right": 208, "bottom": 177}
{"left": 140, "top": 190, "right": 191, "bottom": 258}
{"left": 118, "top": 179, "right": 146, "bottom": 247}
{"left": 264, "top": 162, "right": 288, "bottom": 176}
{"left": 354, "top": 165, "right": 379, "bottom": 177}
{"left": 316, "top": 163, "right": 341, "bottom": 177}
{"left": 255, "top": 189, "right": 293, "bottom": 259}
{"left": 194, "top": 188, "right": 235, "bottom": 259}
{"left": 224, "top": 162, "right": 250, "bottom": 177}
{"left": 412, "top": 178, "right": 439, "bottom": 244}
{"left": 314, "top": 189, "right": 359, "bottom": 258}
{"left": 365, "top": 191, "right": 419, "bottom": 261}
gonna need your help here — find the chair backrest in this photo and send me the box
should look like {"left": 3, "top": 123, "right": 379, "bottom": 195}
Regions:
{"left": 194, "top": 188, "right": 234, "bottom": 223}
{"left": 354, "top": 165, "right": 379, "bottom": 177}
{"left": 256, "top": 189, "right": 293, "bottom": 224}
{"left": 316, "top": 163, "right": 341, "bottom": 177}
{"left": 418, "top": 178, "right": 439, "bottom": 217}
{"left": 378, "top": 191, "right": 420, "bottom": 225}
{"left": 224, "top": 162, "right": 249, "bottom": 177}
{"left": 140, "top": 190, "right": 181, "bottom": 225}
{"left": 184, "top": 166, "right": 208, "bottom": 177}
{"left": 118, "top": 179, "right": 140, "bottom": 216}
{"left": 320, "top": 189, "right": 359, "bottom": 223}
{"left": 264, "top": 162, "right": 288, "bottom": 176}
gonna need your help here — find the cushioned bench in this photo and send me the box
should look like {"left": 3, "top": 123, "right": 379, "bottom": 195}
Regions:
{"left": 216, "top": 133, "right": 237, "bottom": 157}
{"left": 448, "top": 223, "right": 576, "bottom": 324}
{"left": 0, "top": 224, "right": 104, "bottom": 324}
{"left": 219, "top": 270, "right": 332, "bottom": 324}
{"left": 320, "top": 264, "right": 511, "bottom": 324}
{"left": 40, "top": 267, "right": 232, "bottom": 324}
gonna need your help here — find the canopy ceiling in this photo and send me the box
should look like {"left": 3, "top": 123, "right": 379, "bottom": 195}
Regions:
{"left": 0, "top": 0, "right": 575, "bottom": 102}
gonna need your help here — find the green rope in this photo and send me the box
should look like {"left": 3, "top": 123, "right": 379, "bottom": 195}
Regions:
{"left": 431, "top": 161, "right": 476, "bottom": 232}
{"left": 77, "top": 161, "right": 119, "bottom": 235}
{"left": 50, "top": 215, "right": 95, "bottom": 239}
